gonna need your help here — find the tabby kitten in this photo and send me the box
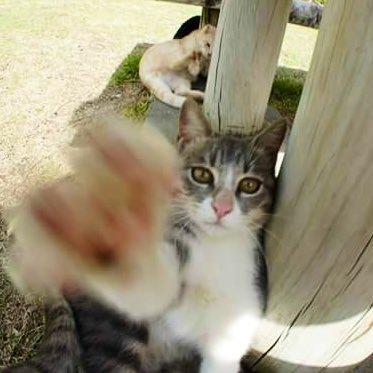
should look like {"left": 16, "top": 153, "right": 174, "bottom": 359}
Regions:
{"left": 4, "top": 99, "right": 286, "bottom": 373}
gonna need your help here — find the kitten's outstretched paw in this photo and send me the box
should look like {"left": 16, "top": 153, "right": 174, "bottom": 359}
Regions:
{"left": 7, "top": 117, "right": 180, "bottom": 294}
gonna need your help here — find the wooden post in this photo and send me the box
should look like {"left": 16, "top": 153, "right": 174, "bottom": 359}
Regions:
{"left": 200, "top": 1, "right": 221, "bottom": 27}
{"left": 203, "top": 0, "right": 292, "bottom": 133}
{"left": 251, "top": 0, "right": 373, "bottom": 371}
{"left": 200, "top": 7, "right": 220, "bottom": 27}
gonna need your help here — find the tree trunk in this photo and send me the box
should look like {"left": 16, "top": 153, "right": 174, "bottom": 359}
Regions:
{"left": 251, "top": 0, "right": 373, "bottom": 371}
{"left": 203, "top": 0, "right": 291, "bottom": 133}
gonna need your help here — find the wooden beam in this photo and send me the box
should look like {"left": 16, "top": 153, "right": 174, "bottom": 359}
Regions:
{"left": 252, "top": 0, "right": 373, "bottom": 370}
{"left": 203, "top": 0, "right": 291, "bottom": 134}
{"left": 158, "top": 0, "right": 221, "bottom": 9}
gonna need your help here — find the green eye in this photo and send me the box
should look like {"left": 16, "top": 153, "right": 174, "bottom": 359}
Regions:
{"left": 238, "top": 177, "right": 261, "bottom": 194}
{"left": 190, "top": 167, "right": 213, "bottom": 185}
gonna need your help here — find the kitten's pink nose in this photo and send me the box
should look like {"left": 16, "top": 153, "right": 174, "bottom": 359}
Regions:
{"left": 212, "top": 192, "right": 233, "bottom": 220}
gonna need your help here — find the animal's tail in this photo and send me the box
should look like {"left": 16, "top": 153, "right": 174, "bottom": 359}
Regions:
{"left": 140, "top": 71, "right": 186, "bottom": 108}
{"left": 2, "top": 297, "right": 80, "bottom": 373}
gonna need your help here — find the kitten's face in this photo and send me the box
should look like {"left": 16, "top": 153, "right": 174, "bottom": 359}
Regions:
{"left": 177, "top": 99, "right": 286, "bottom": 235}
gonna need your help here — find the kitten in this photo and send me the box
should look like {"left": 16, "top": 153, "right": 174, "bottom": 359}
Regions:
{"left": 4, "top": 99, "right": 286, "bottom": 372}
{"left": 139, "top": 25, "right": 215, "bottom": 108}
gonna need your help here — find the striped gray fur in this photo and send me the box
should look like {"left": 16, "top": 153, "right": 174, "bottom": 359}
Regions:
{"left": 67, "top": 294, "right": 148, "bottom": 373}
{"left": 4, "top": 99, "right": 286, "bottom": 372}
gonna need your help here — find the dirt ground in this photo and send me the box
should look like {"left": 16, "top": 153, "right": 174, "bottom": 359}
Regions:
{"left": 0, "top": 0, "right": 200, "bottom": 208}
{"left": 0, "top": 0, "right": 317, "bottom": 367}
{"left": 0, "top": 0, "right": 199, "bottom": 366}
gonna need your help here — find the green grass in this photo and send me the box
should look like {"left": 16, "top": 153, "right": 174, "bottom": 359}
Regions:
{"left": 270, "top": 67, "right": 307, "bottom": 119}
{"left": 122, "top": 94, "right": 151, "bottom": 122}
{"left": 109, "top": 53, "right": 142, "bottom": 86}
{"left": 108, "top": 49, "right": 151, "bottom": 122}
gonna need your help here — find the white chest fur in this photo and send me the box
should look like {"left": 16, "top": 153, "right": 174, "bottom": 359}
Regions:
{"left": 163, "top": 232, "right": 263, "bottom": 346}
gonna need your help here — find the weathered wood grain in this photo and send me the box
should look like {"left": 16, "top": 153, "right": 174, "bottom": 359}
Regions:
{"left": 200, "top": 7, "right": 219, "bottom": 27}
{"left": 251, "top": 0, "right": 373, "bottom": 370}
{"left": 203, "top": 0, "right": 291, "bottom": 133}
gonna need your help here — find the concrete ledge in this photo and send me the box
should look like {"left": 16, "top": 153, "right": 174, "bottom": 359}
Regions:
{"left": 144, "top": 97, "right": 282, "bottom": 144}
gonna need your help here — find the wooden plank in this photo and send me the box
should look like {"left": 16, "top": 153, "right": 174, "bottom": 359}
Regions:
{"left": 203, "top": 0, "right": 292, "bottom": 134}
{"left": 251, "top": 0, "right": 373, "bottom": 370}
{"left": 158, "top": 0, "right": 221, "bottom": 9}
{"left": 160, "top": 0, "right": 324, "bottom": 29}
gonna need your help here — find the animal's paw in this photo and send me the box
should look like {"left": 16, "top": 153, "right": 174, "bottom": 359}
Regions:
{"left": 6, "top": 116, "right": 180, "bottom": 295}
{"left": 190, "top": 90, "right": 205, "bottom": 102}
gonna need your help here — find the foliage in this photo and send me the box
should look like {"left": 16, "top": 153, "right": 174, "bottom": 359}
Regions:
{"left": 109, "top": 53, "right": 142, "bottom": 86}
{"left": 269, "top": 67, "right": 306, "bottom": 119}
{"left": 122, "top": 93, "right": 151, "bottom": 122}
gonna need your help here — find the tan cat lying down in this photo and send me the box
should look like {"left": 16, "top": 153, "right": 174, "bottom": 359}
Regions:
{"left": 139, "top": 24, "right": 216, "bottom": 108}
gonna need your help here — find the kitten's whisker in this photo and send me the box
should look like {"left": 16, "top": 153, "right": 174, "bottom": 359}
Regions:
{"left": 248, "top": 222, "right": 284, "bottom": 248}
{"left": 261, "top": 212, "right": 293, "bottom": 222}
{"left": 173, "top": 216, "right": 190, "bottom": 226}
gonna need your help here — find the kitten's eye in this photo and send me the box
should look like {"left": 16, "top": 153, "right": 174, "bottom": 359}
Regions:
{"left": 190, "top": 167, "right": 213, "bottom": 185}
{"left": 238, "top": 177, "right": 261, "bottom": 195}
{"left": 206, "top": 42, "right": 211, "bottom": 48}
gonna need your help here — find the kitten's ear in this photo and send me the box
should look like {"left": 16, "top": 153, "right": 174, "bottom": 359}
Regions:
{"left": 202, "top": 24, "right": 215, "bottom": 34}
{"left": 254, "top": 118, "right": 288, "bottom": 153}
{"left": 178, "top": 99, "right": 212, "bottom": 145}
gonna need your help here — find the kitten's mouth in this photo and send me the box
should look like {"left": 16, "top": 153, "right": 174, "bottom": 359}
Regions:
{"left": 205, "top": 220, "right": 227, "bottom": 229}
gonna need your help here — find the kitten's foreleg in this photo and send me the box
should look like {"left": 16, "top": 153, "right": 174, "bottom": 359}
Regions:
{"left": 142, "top": 73, "right": 186, "bottom": 108}
{"left": 84, "top": 241, "right": 181, "bottom": 320}
{"left": 174, "top": 87, "right": 205, "bottom": 102}
{"left": 199, "top": 314, "right": 260, "bottom": 373}
{"left": 7, "top": 120, "right": 182, "bottom": 320}
{"left": 187, "top": 53, "right": 201, "bottom": 77}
